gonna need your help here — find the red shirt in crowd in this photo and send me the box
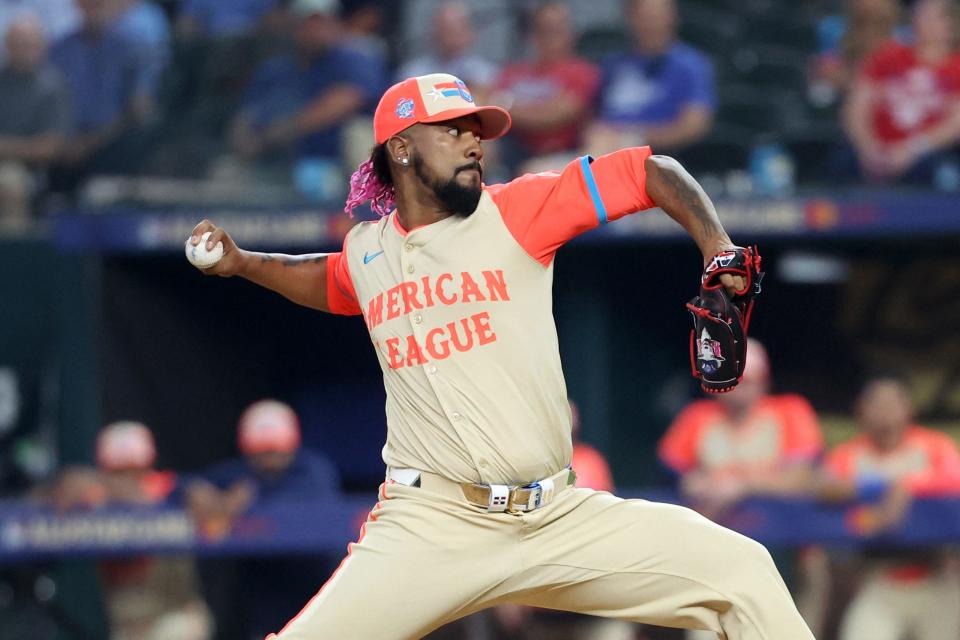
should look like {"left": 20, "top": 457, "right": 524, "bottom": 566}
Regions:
{"left": 495, "top": 58, "right": 600, "bottom": 154}
{"left": 862, "top": 40, "right": 960, "bottom": 143}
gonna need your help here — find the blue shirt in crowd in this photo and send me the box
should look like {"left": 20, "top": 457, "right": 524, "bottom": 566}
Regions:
{"left": 111, "top": 0, "right": 170, "bottom": 97}
{"left": 596, "top": 43, "right": 716, "bottom": 126}
{"left": 240, "top": 45, "right": 385, "bottom": 159}
{"left": 180, "top": 0, "right": 277, "bottom": 38}
{"left": 50, "top": 28, "right": 147, "bottom": 132}
{"left": 202, "top": 449, "right": 341, "bottom": 501}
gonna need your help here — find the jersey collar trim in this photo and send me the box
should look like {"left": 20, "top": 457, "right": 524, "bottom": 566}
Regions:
{"left": 391, "top": 211, "right": 409, "bottom": 237}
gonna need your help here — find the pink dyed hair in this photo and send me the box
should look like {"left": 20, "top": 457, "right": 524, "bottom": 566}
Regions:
{"left": 344, "top": 158, "right": 396, "bottom": 217}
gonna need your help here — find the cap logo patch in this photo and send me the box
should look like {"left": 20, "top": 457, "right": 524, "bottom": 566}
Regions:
{"left": 427, "top": 78, "right": 473, "bottom": 103}
{"left": 396, "top": 97, "right": 415, "bottom": 118}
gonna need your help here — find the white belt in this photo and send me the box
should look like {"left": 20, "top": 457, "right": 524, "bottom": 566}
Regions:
{"left": 386, "top": 466, "right": 575, "bottom": 514}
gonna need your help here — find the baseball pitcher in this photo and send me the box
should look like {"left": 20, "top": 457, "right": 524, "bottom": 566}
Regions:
{"left": 188, "top": 73, "right": 813, "bottom": 640}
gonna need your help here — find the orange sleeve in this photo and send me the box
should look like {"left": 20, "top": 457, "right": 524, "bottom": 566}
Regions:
{"left": 904, "top": 430, "right": 960, "bottom": 496}
{"left": 658, "top": 402, "right": 712, "bottom": 474}
{"left": 486, "top": 146, "right": 656, "bottom": 265}
{"left": 778, "top": 395, "right": 824, "bottom": 463}
{"left": 325, "top": 234, "right": 361, "bottom": 316}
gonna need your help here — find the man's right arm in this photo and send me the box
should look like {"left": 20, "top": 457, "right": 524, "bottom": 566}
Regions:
{"left": 188, "top": 219, "right": 342, "bottom": 313}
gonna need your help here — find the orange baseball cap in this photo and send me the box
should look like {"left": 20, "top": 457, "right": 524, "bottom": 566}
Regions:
{"left": 238, "top": 400, "right": 301, "bottom": 455}
{"left": 97, "top": 421, "right": 157, "bottom": 471}
{"left": 373, "top": 73, "right": 511, "bottom": 144}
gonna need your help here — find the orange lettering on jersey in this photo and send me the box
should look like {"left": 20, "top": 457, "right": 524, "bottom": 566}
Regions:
{"left": 399, "top": 282, "right": 423, "bottom": 315}
{"left": 425, "top": 327, "right": 451, "bottom": 361}
{"left": 367, "top": 271, "right": 511, "bottom": 332}
{"left": 367, "top": 294, "right": 384, "bottom": 330}
{"left": 482, "top": 270, "right": 510, "bottom": 301}
{"left": 472, "top": 311, "right": 496, "bottom": 345}
{"left": 386, "top": 286, "right": 401, "bottom": 320}
{"left": 436, "top": 273, "right": 457, "bottom": 305}
{"left": 385, "top": 312, "right": 501, "bottom": 370}
{"left": 459, "top": 272, "right": 485, "bottom": 303}
{"left": 448, "top": 317, "right": 475, "bottom": 352}
{"left": 420, "top": 276, "right": 435, "bottom": 307}
{"left": 385, "top": 337, "right": 403, "bottom": 369}
{"left": 404, "top": 334, "right": 426, "bottom": 367}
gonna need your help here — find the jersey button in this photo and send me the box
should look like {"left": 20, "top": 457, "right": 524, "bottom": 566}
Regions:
{"left": 451, "top": 412, "right": 462, "bottom": 421}
{"left": 426, "top": 364, "right": 437, "bottom": 375}
{"left": 414, "top": 313, "right": 423, "bottom": 324}
{"left": 404, "top": 243, "right": 414, "bottom": 252}
{"left": 406, "top": 264, "right": 415, "bottom": 274}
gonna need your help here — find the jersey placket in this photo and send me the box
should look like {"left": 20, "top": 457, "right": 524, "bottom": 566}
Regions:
{"left": 397, "top": 217, "right": 495, "bottom": 482}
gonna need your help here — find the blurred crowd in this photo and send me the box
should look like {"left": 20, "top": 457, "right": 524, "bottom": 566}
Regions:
{"left": 7, "top": 343, "right": 959, "bottom": 640}
{"left": 3, "top": 1, "right": 960, "bottom": 638}
{"left": 1, "top": 0, "right": 959, "bottom": 229}
{"left": 35, "top": 399, "right": 344, "bottom": 640}
{"left": 659, "top": 340, "right": 960, "bottom": 640}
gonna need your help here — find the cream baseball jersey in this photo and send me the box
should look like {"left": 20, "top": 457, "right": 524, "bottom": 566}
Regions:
{"left": 325, "top": 148, "right": 655, "bottom": 484}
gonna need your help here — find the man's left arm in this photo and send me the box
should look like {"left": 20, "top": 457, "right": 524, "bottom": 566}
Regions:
{"left": 644, "top": 155, "right": 744, "bottom": 293}
{"left": 490, "top": 147, "right": 745, "bottom": 290}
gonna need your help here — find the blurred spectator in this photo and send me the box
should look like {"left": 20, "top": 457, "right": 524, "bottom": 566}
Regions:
{"left": 187, "top": 399, "right": 341, "bottom": 514}
{"left": 569, "top": 399, "right": 614, "bottom": 493}
{"left": 95, "top": 421, "right": 213, "bottom": 640}
{"left": 396, "top": 1, "right": 498, "bottom": 98}
{"left": 659, "top": 339, "right": 823, "bottom": 518}
{"left": 342, "top": 0, "right": 389, "bottom": 62}
{"left": 223, "top": 0, "right": 384, "bottom": 200}
{"left": 584, "top": 0, "right": 715, "bottom": 157}
{"left": 48, "top": 0, "right": 160, "bottom": 193}
{"left": 176, "top": 0, "right": 278, "bottom": 40}
{"left": 819, "top": 375, "right": 960, "bottom": 640}
{"left": 186, "top": 399, "right": 341, "bottom": 639}
{"left": 108, "top": 0, "right": 170, "bottom": 101}
{"left": 0, "top": 15, "right": 67, "bottom": 228}
{"left": 841, "top": 0, "right": 960, "bottom": 187}
{"left": 493, "top": 2, "right": 599, "bottom": 174}
{"left": 809, "top": 0, "right": 904, "bottom": 106}
{"left": 0, "top": 0, "right": 80, "bottom": 60}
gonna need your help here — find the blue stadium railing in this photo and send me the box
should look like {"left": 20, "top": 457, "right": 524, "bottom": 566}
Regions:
{"left": 3, "top": 491, "right": 960, "bottom": 563}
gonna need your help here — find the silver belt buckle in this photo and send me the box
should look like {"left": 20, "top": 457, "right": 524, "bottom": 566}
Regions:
{"left": 487, "top": 484, "right": 510, "bottom": 512}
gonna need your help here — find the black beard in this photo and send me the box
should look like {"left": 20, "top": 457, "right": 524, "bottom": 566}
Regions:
{"left": 412, "top": 154, "right": 482, "bottom": 217}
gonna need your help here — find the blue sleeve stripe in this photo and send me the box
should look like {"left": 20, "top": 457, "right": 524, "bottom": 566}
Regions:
{"left": 579, "top": 155, "right": 608, "bottom": 225}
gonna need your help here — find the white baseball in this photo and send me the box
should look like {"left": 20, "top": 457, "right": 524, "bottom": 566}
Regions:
{"left": 185, "top": 231, "right": 224, "bottom": 268}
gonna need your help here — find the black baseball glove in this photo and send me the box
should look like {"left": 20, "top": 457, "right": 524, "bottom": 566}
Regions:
{"left": 686, "top": 246, "right": 764, "bottom": 393}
